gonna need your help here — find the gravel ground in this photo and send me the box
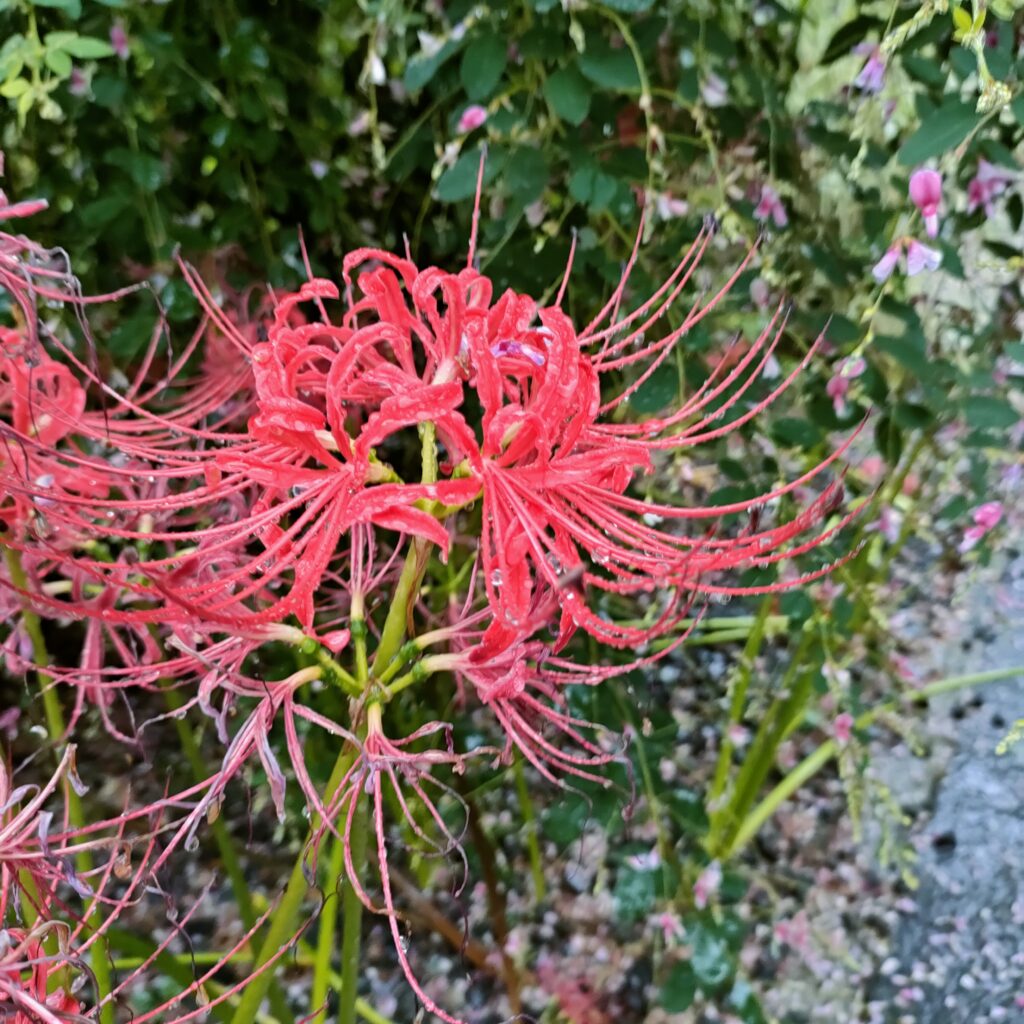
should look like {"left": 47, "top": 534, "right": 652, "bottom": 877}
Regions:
{"left": 763, "top": 544, "right": 1024, "bottom": 1024}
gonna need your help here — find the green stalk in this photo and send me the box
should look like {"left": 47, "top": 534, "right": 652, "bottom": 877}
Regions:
{"left": 230, "top": 750, "right": 354, "bottom": 1024}
{"left": 316, "top": 419, "right": 441, "bottom": 1022}
{"left": 309, "top": 835, "right": 345, "bottom": 1023}
{"left": 513, "top": 757, "right": 546, "bottom": 903}
{"left": 371, "top": 421, "right": 438, "bottom": 678}
{"left": 337, "top": 799, "right": 368, "bottom": 1024}
{"left": 728, "top": 664, "right": 1024, "bottom": 857}
{"left": 4, "top": 546, "right": 115, "bottom": 1024}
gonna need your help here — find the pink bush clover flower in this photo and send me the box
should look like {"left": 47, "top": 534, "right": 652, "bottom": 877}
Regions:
{"left": 959, "top": 501, "right": 1004, "bottom": 553}
{"left": 873, "top": 238, "right": 942, "bottom": 282}
{"left": 967, "top": 159, "right": 1014, "bottom": 216}
{"left": 754, "top": 184, "right": 788, "bottom": 228}
{"left": 853, "top": 43, "right": 885, "bottom": 93}
{"left": 457, "top": 105, "right": 488, "bottom": 133}
{"left": 909, "top": 169, "right": 942, "bottom": 237}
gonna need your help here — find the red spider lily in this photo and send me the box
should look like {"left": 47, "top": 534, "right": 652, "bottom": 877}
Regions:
{"left": 3, "top": 194, "right": 853, "bottom": 648}
{"left": 0, "top": 173, "right": 863, "bottom": 1024}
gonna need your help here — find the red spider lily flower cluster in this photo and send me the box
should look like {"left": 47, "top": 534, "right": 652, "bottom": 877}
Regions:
{"left": 0, "top": 173, "right": 859, "bottom": 1021}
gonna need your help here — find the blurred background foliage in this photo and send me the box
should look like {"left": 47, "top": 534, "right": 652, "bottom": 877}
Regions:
{"left": 3, "top": 0, "right": 1024, "bottom": 1019}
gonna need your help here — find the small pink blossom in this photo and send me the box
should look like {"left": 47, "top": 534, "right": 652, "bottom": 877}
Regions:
{"left": 754, "top": 184, "right": 788, "bottom": 228}
{"left": 457, "top": 104, "right": 488, "bottom": 133}
{"left": 833, "top": 712, "right": 854, "bottom": 744}
{"left": 773, "top": 910, "right": 811, "bottom": 952}
{"left": 654, "top": 911, "right": 685, "bottom": 945}
{"left": 909, "top": 168, "right": 942, "bottom": 237}
{"left": 701, "top": 72, "right": 729, "bottom": 107}
{"left": 853, "top": 43, "right": 886, "bottom": 94}
{"left": 959, "top": 501, "right": 1004, "bottom": 552}
{"left": 967, "top": 159, "right": 1014, "bottom": 216}
{"left": 367, "top": 53, "right": 386, "bottom": 86}
{"left": 627, "top": 847, "right": 661, "bottom": 871}
{"left": 726, "top": 723, "right": 751, "bottom": 746}
{"left": 905, "top": 238, "right": 942, "bottom": 276}
{"left": 349, "top": 111, "right": 371, "bottom": 136}
{"left": 891, "top": 654, "right": 917, "bottom": 682}
{"left": 872, "top": 244, "right": 901, "bottom": 283}
{"left": 873, "top": 504, "right": 903, "bottom": 543}
{"left": 110, "top": 21, "right": 129, "bottom": 61}
{"left": 693, "top": 860, "right": 722, "bottom": 910}
{"left": 825, "top": 356, "right": 865, "bottom": 416}
{"left": 896, "top": 987, "right": 925, "bottom": 1006}
{"left": 749, "top": 276, "right": 770, "bottom": 310}
{"left": 654, "top": 191, "right": 689, "bottom": 221}
{"left": 875, "top": 237, "right": 942, "bottom": 281}
{"left": 974, "top": 501, "right": 1004, "bottom": 531}
{"left": 69, "top": 67, "right": 89, "bottom": 97}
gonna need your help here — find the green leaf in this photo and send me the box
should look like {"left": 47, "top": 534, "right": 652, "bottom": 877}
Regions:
{"left": 404, "top": 37, "right": 462, "bottom": 93}
{"left": 578, "top": 38, "right": 640, "bottom": 91}
{"left": 106, "top": 148, "right": 166, "bottom": 190}
{"left": 0, "top": 77, "right": 30, "bottom": 98}
{"left": 527, "top": 0, "right": 559, "bottom": 9}
{"left": 1005, "top": 342, "right": 1024, "bottom": 361}
{"left": 628, "top": 362, "right": 678, "bottom": 413}
{"left": 435, "top": 146, "right": 500, "bottom": 202}
{"left": 568, "top": 163, "right": 620, "bottom": 212}
{"left": 43, "top": 47, "right": 72, "bottom": 76}
{"left": 613, "top": 865, "right": 658, "bottom": 923}
{"left": 901, "top": 54, "right": 946, "bottom": 88}
{"left": 660, "top": 962, "right": 697, "bottom": 1012}
{"left": 460, "top": 32, "right": 506, "bottom": 101}
{"left": 770, "top": 417, "right": 821, "bottom": 448}
{"left": 601, "top": 0, "right": 655, "bottom": 9}
{"left": 29, "top": 0, "right": 81, "bottom": 13}
{"left": 79, "top": 194, "right": 130, "bottom": 228}
{"left": 690, "top": 921, "right": 734, "bottom": 988}
{"left": 60, "top": 36, "right": 116, "bottom": 59}
{"left": 897, "top": 98, "right": 977, "bottom": 165}
{"left": 664, "top": 787, "right": 708, "bottom": 835}
{"left": 544, "top": 63, "right": 591, "bottom": 125}
{"left": 505, "top": 146, "right": 548, "bottom": 202}
{"left": 962, "top": 396, "right": 1019, "bottom": 429}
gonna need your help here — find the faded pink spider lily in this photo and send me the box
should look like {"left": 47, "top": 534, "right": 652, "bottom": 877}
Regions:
{"left": 0, "top": 927, "right": 84, "bottom": 1024}
{"left": 301, "top": 702, "right": 496, "bottom": 1024}
{"left": 1, "top": 746, "right": 94, "bottom": 909}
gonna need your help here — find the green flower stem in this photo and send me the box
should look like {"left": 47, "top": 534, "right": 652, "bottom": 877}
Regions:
{"left": 727, "top": 664, "right": 1024, "bottom": 858}
{"left": 326, "top": 419, "right": 441, "bottom": 1021}
{"left": 309, "top": 833, "right": 345, "bottom": 1024}
{"left": 512, "top": 756, "right": 546, "bottom": 903}
{"left": 371, "top": 421, "right": 438, "bottom": 678}
{"left": 337, "top": 796, "right": 369, "bottom": 1024}
{"left": 4, "top": 546, "right": 115, "bottom": 1024}
{"left": 229, "top": 749, "right": 355, "bottom": 1024}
